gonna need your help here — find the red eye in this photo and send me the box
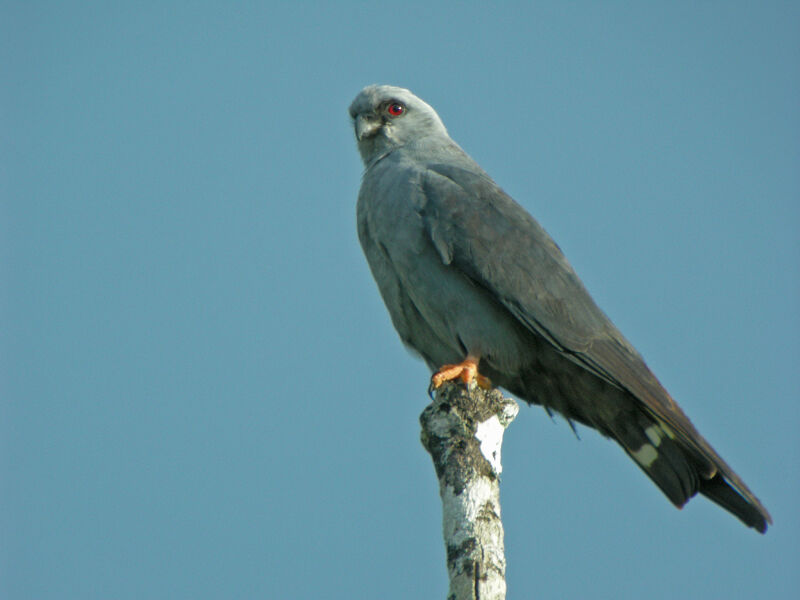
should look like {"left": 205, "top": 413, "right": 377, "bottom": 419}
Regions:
{"left": 387, "top": 103, "right": 405, "bottom": 117}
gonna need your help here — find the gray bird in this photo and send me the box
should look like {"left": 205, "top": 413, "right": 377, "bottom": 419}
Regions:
{"left": 350, "top": 84, "right": 771, "bottom": 533}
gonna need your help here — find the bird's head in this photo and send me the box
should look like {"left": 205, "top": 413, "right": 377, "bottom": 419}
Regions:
{"left": 349, "top": 84, "right": 448, "bottom": 166}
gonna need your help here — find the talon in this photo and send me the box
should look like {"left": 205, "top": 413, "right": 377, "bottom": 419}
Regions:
{"left": 475, "top": 373, "right": 492, "bottom": 390}
{"left": 430, "top": 356, "right": 492, "bottom": 391}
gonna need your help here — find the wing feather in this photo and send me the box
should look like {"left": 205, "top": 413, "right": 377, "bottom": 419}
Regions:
{"left": 419, "top": 163, "right": 770, "bottom": 528}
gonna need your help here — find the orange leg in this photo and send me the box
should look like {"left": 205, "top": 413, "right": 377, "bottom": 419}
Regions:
{"left": 430, "top": 355, "right": 492, "bottom": 392}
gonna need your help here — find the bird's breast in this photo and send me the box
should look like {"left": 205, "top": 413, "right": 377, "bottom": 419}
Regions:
{"left": 357, "top": 162, "right": 533, "bottom": 373}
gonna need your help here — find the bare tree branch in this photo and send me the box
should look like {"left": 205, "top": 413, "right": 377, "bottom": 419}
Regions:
{"left": 420, "top": 382, "right": 519, "bottom": 600}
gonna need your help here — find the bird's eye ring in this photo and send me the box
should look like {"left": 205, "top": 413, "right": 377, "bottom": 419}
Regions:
{"left": 387, "top": 103, "right": 405, "bottom": 117}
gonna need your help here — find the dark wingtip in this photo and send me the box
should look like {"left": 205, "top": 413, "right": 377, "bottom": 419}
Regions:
{"left": 699, "top": 474, "right": 771, "bottom": 534}
{"left": 612, "top": 414, "right": 772, "bottom": 533}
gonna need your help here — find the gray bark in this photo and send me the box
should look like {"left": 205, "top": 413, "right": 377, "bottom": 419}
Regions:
{"left": 420, "top": 382, "right": 519, "bottom": 600}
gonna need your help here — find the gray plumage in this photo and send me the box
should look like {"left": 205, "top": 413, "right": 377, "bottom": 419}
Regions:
{"left": 350, "top": 84, "right": 771, "bottom": 533}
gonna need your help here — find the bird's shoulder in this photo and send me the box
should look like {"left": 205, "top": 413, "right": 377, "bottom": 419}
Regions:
{"left": 417, "top": 162, "right": 711, "bottom": 449}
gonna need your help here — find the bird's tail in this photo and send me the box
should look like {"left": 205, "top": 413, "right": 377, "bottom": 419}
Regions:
{"left": 608, "top": 409, "right": 770, "bottom": 533}
{"left": 698, "top": 472, "right": 771, "bottom": 533}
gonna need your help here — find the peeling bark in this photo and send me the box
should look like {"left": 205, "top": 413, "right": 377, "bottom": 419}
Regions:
{"left": 420, "top": 382, "right": 519, "bottom": 600}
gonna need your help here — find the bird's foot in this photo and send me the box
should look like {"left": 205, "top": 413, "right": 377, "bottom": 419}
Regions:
{"left": 428, "top": 357, "right": 492, "bottom": 397}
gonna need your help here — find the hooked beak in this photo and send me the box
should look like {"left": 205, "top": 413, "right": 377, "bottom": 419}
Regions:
{"left": 355, "top": 114, "right": 382, "bottom": 141}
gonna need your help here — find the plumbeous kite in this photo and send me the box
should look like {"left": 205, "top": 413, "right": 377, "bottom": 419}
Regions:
{"left": 349, "top": 84, "right": 771, "bottom": 533}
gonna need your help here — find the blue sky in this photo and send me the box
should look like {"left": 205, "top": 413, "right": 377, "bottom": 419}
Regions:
{"left": 2, "top": 2, "right": 798, "bottom": 598}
